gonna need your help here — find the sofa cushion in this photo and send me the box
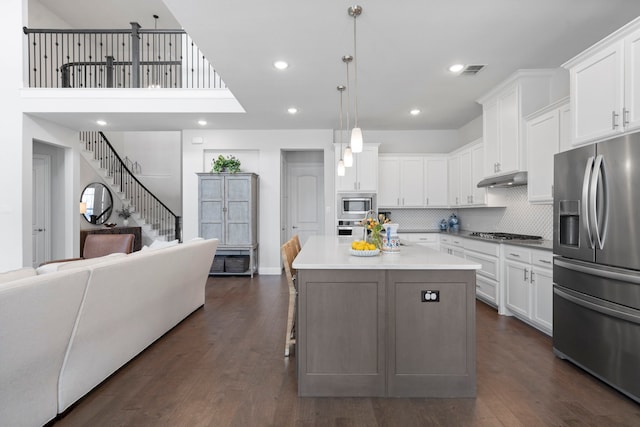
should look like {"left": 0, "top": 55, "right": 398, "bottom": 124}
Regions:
{"left": 0, "top": 267, "right": 36, "bottom": 285}
{"left": 36, "top": 253, "right": 126, "bottom": 275}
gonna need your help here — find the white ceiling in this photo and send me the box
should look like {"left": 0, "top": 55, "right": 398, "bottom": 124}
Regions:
{"left": 33, "top": 0, "right": 640, "bottom": 132}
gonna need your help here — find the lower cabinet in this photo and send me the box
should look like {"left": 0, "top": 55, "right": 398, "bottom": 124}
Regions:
{"left": 440, "top": 235, "right": 464, "bottom": 257}
{"left": 503, "top": 245, "right": 553, "bottom": 335}
{"left": 399, "top": 233, "right": 440, "bottom": 250}
{"left": 464, "top": 238, "right": 500, "bottom": 308}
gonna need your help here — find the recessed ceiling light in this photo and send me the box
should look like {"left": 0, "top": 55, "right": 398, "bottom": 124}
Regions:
{"left": 449, "top": 64, "right": 465, "bottom": 73}
{"left": 198, "top": 120, "right": 207, "bottom": 126}
{"left": 287, "top": 107, "right": 298, "bottom": 114}
{"left": 410, "top": 109, "right": 421, "bottom": 116}
{"left": 274, "top": 61, "right": 289, "bottom": 70}
{"left": 96, "top": 120, "right": 107, "bottom": 126}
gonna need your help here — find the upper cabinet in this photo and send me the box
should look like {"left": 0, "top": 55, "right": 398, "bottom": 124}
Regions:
{"left": 378, "top": 155, "right": 448, "bottom": 208}
{"left": 563, "top": 18, "right": 640, "bottom": 145}
{"left": 424, "top": 157, "right": 448, "bottom": 207}
{"left": 378, "top": 157, "right": 424, "bottom": 207}
{"left": 448, "top": 140, "right": 487, "bottom": 207}
{"left": 336, "top": 144, "right": 379, "bottom": 192}
{"left": 525, "top": 98, "right": 570, "bottom": 204}
{"left": 477, "top": 70, "right": 555, "bottom": 179}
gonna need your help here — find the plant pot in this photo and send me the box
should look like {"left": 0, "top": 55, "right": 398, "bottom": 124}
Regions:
{"left": 123, "top": 218, "right": 129, "bottom": 226}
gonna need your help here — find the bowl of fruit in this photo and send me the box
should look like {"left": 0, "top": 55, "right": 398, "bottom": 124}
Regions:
{"left": 349, "top": 240, "right": 380, "bottom": 257}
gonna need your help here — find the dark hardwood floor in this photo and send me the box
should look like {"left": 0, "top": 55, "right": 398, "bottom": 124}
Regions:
{"left": 53, "top": 275, "right": 639, "bottom": 427}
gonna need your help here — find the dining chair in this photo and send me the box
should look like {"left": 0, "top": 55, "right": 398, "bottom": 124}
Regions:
{"left": 281, "top": 239, "right": 298, "bottom": 357}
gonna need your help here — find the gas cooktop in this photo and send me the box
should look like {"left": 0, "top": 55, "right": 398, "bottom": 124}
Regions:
{"left": 469, "top": 232, "right": 543, "bottom": 241}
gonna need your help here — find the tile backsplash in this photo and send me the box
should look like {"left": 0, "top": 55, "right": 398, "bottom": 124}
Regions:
{"left": 385, "top": 186, "right": 553, "bottom": 240}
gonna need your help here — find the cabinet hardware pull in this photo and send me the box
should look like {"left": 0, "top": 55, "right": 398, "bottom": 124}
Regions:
{"left": 426, "top": 197, "right": 429, "bottom": 205}
{"left": 623, "top": 108, "right": 630, "bottom": 127}
{"left": 612, "top": 110, "right": 619, "bottom": 129}
{"left": 531, "top": 271, "right": 536, "bottom": 283}
{"left": 509, "top": 253, "right": 520, "bottom": 257}
{"left": 397, "top": 198, "right": 400, "bottom": 205}
{"left": 539, "top": 259, "right": 551, "bottom": 264}
{"left": 524, "top": 268, "right": 529, "bottom": 281}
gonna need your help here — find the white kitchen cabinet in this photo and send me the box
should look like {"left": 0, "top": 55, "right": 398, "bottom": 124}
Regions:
{"left": 440, "top": 235, "right": 464, "bottom": 258}
{"left": 503, "top": 245, "right": 553, "bottom": 336}
{"left": 526, "top": 98, "right": 569, "bottom": 203}
{"left": 378, "top": 156, "right": 424, "bottom": 208}
{"left": 559, "top": 102, "right": 572, "bottom": 153}
{"left": 336, "top": 144, "right": 378, "bottom": 192}
{"left": 449, "top": 141, "right": 486, "bottom": 207}
{"left": 464, "top": 238, "right": 500, "bottom": 308}
{"left": 477, "top": 70, "right": 555, "bottom": 179}
{"left": 424, "top": 157, "right": 448, "bottom": 207}
{"left": 564, "top": 21, "right": 640, "bottom": 145}
{"left": 400, "top": 233, "right": 439, "bottom": 250}
{"left": 447, "top": 155, "right": 460, "bottom": 207}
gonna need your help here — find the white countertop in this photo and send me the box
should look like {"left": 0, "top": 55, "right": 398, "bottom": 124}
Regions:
{"left": 293, "top": 236, "right": 481, "bottom": 270}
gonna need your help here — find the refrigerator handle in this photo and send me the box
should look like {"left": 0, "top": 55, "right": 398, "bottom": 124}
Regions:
{"left": 592, "top": 155, "right": 609, "bottom": 250}
{"left": 582, "top": 156, "right": 595, "bottom": 249}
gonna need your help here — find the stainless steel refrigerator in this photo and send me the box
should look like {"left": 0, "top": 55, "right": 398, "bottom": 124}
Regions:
{"left": 553, "top": 132, "right": 640, "bottom": 403}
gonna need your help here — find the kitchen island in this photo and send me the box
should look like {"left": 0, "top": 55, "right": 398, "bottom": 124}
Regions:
{"left": 292, "top": 236, "right": 481, "bottom": 398}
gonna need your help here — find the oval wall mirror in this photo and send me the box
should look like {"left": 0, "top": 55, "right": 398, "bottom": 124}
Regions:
{"left": 80, "top": 182, "right": 113, "bottom": 225}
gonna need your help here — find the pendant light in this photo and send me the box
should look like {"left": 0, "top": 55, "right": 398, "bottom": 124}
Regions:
{"left": 342, "top": 55, "right": 354, "bottom": 167}
{"left": 337, "top": 85, "right": 346, "bottom": 177}
{"left": 348, "top": 5, "right": 363, "bottom": 153}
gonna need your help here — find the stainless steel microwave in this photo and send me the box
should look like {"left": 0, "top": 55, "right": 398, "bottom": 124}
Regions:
{"left": 338, "top": 193, "right": 377, "bottom": 219}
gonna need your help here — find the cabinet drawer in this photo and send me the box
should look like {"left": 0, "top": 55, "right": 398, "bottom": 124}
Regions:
{"left": 441, "top": 235, "right": 464, "bottom": 247}
{"left": 409, "top": 233, "right": 439, "bottom": 244}
{"left": 504, "top": 246, "right": 531, "bottom": 263}
{"left": 531, "top": 250, "right": 553, "bottom": 268}
{"left": 465, "top": 250, "right": 500, "bottom": 281}
{"left": 464, "top": 238, "right": 499, "bottom": 257}
{"left": 476, "top": 275, "right": 497, "bottom": 306}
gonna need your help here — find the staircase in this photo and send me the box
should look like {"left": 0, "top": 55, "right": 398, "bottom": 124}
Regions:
{"left": 79, "top": 131, "right": 181, "bottom": 243}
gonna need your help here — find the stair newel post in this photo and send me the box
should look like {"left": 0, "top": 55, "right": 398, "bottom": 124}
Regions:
{"left": 106, "top": 55, "right": 114, "bottom": 88}
{"left": 130, "top": 22, "right": 141, "bottom": 88}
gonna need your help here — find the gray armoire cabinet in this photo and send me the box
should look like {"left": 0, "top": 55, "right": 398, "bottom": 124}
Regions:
{"left": 197, "top": 173, "right": 259, "bottom": 276}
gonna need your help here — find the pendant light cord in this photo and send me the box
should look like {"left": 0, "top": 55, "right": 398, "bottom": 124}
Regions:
{"left": 353, "top": 15, "right": 359, "bottom": 128}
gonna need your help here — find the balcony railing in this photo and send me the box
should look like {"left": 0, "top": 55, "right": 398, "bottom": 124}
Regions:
{"left": 23, "top": 23, "right": 226, "bottom": 89}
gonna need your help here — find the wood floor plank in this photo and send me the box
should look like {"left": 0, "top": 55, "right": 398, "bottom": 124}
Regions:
{"left": 51, "top": 274, "right": 640, "bottom": 427}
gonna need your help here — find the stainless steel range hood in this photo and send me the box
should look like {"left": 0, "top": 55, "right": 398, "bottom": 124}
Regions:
{"left": 477, "top": 171, "right": 528, "bottom": 188}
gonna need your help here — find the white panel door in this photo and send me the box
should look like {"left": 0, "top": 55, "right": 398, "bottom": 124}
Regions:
{"left": 32, "top": 155, "right": 51, "bottom": 267}
{"left": 483, "top": 100, "right": 500, "bottom": 177}
{"left": 378, "top": 157, "right": 401, "bottom": 207}
{"left": 289, "top": 164, "right": 324, "bottom": 246}
{"left": 470, "top": 144, "right": 486, "bottom": 205}
{"left": 424, "top": 158, "right": 448, "bottom": 207}
{"left": 459, "top": 149, "right": 472, "bottom": 206}
{"left": 505, "top": 260, "right": 531, "bottom": 318}
{"left": 447, "top": 155, "right": 460, "bottom": 207}
{"left": 531, "top": 267, "right": 553, "bottom": 333}
{"left": 625, "top": 27, "right": 640, "bottom": 132}
{"left": 399, "top": 158, "right": 424, "bottom": 207}
{"left": 527, "top": 109, "right": 559, "bottom": 203}
{"left": 498, "top": 85, "right": 520, "bottom": 174}
{"left": 571, "top": 41, "right": 624, "bottom": 145}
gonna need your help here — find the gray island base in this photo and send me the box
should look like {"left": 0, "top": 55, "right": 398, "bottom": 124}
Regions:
{"left": 293, "top": 236, "right": 481, "bottom": 398}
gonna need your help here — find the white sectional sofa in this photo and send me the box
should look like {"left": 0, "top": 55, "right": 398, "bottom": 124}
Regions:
{"left": 0, "top": 238, "right": 218, "bottom": 427}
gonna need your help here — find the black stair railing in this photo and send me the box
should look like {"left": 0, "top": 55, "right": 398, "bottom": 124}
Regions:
{"left": 23, "top": 23, "right": 226, "bottom": 89}
{"left": 80, "top": 131, "right": 181, "bottom": 241}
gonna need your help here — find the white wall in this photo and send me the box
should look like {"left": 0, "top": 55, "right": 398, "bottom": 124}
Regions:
{"left": 182, "top": 129, "right": 334, "bottom": 275}
{"left": 458, "top": 115, "right": 483, "bottom": 146}
{"left": 0, "top": 0, "right": 27, "bottom": 270}
{"left": 28, "top": 0, "right": 71, "bottom": 28}
{"left": 105, "top": 131, "right": 182, "bottom": 215}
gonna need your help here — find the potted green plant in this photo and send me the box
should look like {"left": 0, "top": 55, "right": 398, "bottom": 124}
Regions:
{"left": 117, "top": 204, "right": 132, "bottom": 226}
{"left": 211, "top": 155, "right": 241, "bottom": 173}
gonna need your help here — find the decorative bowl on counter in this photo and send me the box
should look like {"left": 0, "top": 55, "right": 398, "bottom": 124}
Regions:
{"left": 349, "top": 248, "right": 380, "bottom": 257}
